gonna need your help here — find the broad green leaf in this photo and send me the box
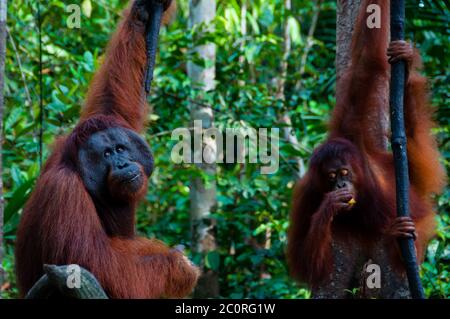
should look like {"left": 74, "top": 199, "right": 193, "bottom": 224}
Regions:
{"left": 205, "top": 251, "right": 220, "bottom": 271}
{"left": 4, "top": 178, "right": 36, "bottom": 225}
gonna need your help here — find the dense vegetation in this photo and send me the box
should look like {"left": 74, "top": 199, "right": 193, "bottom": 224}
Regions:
{"left": 1, "top": 0, "right": 448, "bottom": 298}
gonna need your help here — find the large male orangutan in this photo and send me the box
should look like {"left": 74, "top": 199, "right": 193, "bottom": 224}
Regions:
{"left": 287, "top": 0, "right": 446, "bottom": 298}
{"left": 16, "top": 0, "right": 200, "bottom": 298}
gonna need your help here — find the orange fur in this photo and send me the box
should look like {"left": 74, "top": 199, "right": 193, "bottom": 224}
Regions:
{"left": 81, "top": 1, "right": 175, "bottom": 132}
{"left": 287, "top": 0, "right": 446, "bottom": 288}
{"left": 15, "top": 1, "right": 199, "bottom": 299}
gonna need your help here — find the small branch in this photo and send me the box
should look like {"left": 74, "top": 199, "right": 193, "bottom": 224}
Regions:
{"left": 295, "top": 0, "right": 323, "bottom": 91}
{"left": 276, "top": 0, "right": 292, "bottom": 100}
{"left": 159, "top": 90, "right": 216, "bottom": 111}
{"left": 278, "top": 0, "right": 308, "bottom": 177}
{"left": 238, "top": 0, "right": 247, "bottom": 87}
{"left": 26, "top": 264, "right": 108, "bottom": 299}
{"left": 6, "top": 27, "right": 33, "bottom": 106}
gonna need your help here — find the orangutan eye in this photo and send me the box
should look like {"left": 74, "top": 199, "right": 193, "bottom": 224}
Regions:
{"left": 116, "top": 145, "right": 124, "bottom": 153}
{"left": 328, "top": 172, "right": 336, "bottom": 180}
{"left": 104, "top": 150, "right": 111, "bottom": 158}
{"left": 341, "top": 169, "right": 349, "bottom": 176}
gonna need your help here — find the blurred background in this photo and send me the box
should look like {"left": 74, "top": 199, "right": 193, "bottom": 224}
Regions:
{"left": 0, "top": 0, "right": 448, "bottom": 298}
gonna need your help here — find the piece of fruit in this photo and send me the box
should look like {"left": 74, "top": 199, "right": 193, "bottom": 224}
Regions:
{"left": 348, "top": 198, "right": 356, "bottom": 206}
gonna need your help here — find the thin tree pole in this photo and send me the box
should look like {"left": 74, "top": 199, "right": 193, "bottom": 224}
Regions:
{"left": 0, "top": 0, "right": 7, "bottom": 299}
{"left": 278, "top": 0, "right": 306, "bottom": 178}
{"left": 188, "top": 0, "right": 218, "bottom": 298}
{"left": 238, "top": 0, "right": 246, "bottom": 88}
{"left": 389, "top": 0, "right": 425, "bottom": 299}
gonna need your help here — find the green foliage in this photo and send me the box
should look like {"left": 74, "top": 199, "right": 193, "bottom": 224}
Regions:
{"left": 2, "top": 0, "right": 449, "bottom": 299}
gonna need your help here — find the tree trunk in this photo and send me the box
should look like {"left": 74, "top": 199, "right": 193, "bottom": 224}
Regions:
{"left": 336, "top": 0, "right": 361, "bottom": 81}
{"left": 188, "top": 0, "right": 219, "bottom": 298}
{"left": 0, "top": 0, "right": 7, "bottom": 299}
{"left": 327, "top": 0, "right": 409, "bottom": 299}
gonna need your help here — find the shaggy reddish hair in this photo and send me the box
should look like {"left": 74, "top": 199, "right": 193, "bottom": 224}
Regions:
{"left": 16, "top": 1, "right": 199, "bottom": 299}
{"left": 287, "top": 0, "right": 445, "bottom": 287}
